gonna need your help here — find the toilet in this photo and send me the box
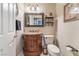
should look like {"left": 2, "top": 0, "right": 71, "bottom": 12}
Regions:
{"left": 47, "top": 44, "right": 60, "bottom": 56}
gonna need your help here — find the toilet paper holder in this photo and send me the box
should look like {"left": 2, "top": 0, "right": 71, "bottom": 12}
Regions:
{"left": 66, "top": 45, "right": 78, "bottom": 56}
{"left": 67, "top": 45, "right": 78, "bottom": 52}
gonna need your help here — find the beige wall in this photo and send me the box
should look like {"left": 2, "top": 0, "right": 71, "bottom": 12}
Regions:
{"left": 24, "top": 3, "right": 56, "bottom": 35}
{"left": 64, "top": 18, "right": 79, "bottom": 50}
{"left": 17, "top": 4, "right": 57, "bottom": 51}
{"left": 24, "top": 3, "right": 56, "bottom": 45}
{"left": 17, "top": 3, "right": 79, "bottom": 55}
{"left": 56, "top": 3, "right": 79, "bottom": 55}
{"left": 16, "top": 3, "right": 56, "bottom": 54}
{"left": 56, "top": 3, "right": 67, "bottom": 55}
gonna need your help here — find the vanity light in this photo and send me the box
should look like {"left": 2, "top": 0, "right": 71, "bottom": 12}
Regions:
{"left": 36, "top": 5, "right": 40, "bottom": 11}
{"left": 25, "top": 4, "right": 40, "bottom": 12}
{"left": 31, "top": 5, "right": 35, "bottom": 11}
{"left": 27, "top": 6, "right": 30, "bottom": 11}
{"left": 31, "top": 4, "right": 40, "bottom": 11}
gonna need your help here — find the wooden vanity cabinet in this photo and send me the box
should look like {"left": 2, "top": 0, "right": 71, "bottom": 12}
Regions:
{"left": 23, "top": 34, "right": 42, "bottom": 56}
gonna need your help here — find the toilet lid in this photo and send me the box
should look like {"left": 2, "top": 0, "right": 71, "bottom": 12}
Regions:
{"left": 47, "top": 44, "right": 60, "bottom": 53}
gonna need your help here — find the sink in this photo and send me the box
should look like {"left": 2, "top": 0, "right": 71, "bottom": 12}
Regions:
{"left": 23, "top": 32, "right": 42, "bottom": 35}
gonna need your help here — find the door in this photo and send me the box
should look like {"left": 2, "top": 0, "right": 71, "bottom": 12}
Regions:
{"left": 0, "top": 3, "right": 16, "bottom": 56}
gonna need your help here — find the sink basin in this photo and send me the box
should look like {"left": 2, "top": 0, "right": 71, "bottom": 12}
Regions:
{"left": 23, "top": 32, "right": 42, "bottom": 35}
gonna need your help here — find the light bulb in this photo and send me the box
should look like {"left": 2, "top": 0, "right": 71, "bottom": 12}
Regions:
{"left": 27, "top": 6, "right": 30, "bottom": 11}
{"left": 31, "top": 6, "right": 35, "bottom": 11}
{"left": 36, "top": 6, "right": 40, "bottom": 11}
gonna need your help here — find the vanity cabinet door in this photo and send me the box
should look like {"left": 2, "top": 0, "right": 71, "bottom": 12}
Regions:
{"left": 23, "top": 35, "right": 34, "bottom": 51}
{"left": 33, "top": 35, "right": 42, "bottom": 50}
{"left": 23, "top": 34, "right": 42, "bottom": 56}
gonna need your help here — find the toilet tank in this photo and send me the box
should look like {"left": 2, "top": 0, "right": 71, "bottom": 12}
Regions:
{"left": 44, "top": 35, "right": 54, "bottom": 44}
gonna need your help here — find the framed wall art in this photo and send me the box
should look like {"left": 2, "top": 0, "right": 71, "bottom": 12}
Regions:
{"left": 64, "top": 3, "right": 79, "bottom": 22}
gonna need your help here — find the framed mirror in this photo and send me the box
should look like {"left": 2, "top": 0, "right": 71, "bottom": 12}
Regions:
{"left": 24, "top": 13, "right": 44, "bottom": 27}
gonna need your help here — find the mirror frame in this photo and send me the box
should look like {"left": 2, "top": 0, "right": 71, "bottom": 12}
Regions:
{"left": 24, "top": 13, "right": 44, "bottom": 27}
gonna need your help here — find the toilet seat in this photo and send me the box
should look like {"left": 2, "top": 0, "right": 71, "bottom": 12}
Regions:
{"left": 47, "top": 44, "right": 60, "bottom": 53}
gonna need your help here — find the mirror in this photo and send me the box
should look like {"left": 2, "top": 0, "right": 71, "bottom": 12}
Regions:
{"left": 24, "top": 13, "right": 44, "bottom": 27}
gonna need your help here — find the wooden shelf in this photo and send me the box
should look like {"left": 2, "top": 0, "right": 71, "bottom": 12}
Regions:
{"left": 45, "top": 17, "right": 53, "bottom": 19}
{"left": 45, "top": 21, "right": 54, "bottom": 23}
{"left": 44, "top": 16, "right": 54, "bottom": 26}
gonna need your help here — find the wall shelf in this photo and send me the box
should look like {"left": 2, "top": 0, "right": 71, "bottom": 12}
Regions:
{"left": 45, "top": 16, "right": 54, "bottom": 26}
{"left": 45, "top": 17, "right": 53, "bottom": 19}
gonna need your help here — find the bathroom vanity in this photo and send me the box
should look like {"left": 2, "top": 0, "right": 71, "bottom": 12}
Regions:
{"left": 23, "top": 34, "right": 42, "bottom": 56}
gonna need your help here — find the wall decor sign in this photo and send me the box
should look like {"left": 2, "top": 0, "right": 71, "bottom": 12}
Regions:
{"left": 64, "top": 3, "right": 79, "bottom": 22}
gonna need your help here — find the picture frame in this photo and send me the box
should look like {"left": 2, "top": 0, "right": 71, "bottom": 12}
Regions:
{"left": 64, "top": 3, "right": 79, "bottom": 22}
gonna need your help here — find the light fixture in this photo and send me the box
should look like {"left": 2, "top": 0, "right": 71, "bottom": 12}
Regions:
{"left": 26, "top": 4, "right": 31, "bottom": 12}
{"left": 24, "top": 4, "right": 40, "bottom": 12}
{"left": 27, "top": 6, "right": 30, "bottom": 11}
{"left": 36, "top": 4, "right": 40, "bottom": 11}
{"left": 31, "top": 5, "right": 35, "bottom": 11}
